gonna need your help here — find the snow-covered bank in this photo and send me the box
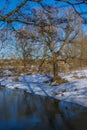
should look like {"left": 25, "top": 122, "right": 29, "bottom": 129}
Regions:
{"left": 0, "top": 70, "right": 87, "bottom": 107}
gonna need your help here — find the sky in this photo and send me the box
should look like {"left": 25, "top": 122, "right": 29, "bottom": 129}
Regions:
{"left": 0, "top": 0, "right": 87, "bottom": 20}
{"left": 0, "top": 0, "right": 87, "bottom": 34}
{"left": 0, "top": 0, "right": 87, "bottom": 59}
{"left": 0, "top": 0, "right": 87, "bottom": 15}
{"left": 0, "top": 0, "right": 87, "bottom": 30}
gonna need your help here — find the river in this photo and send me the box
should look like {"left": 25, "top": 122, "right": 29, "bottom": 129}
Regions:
{"left": 0, "top": 87, "right": 87, "bottom": 130}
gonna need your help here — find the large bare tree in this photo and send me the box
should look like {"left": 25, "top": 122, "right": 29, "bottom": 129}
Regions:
{"left": 32, "top": 7, "right": 82, "bottom": 81}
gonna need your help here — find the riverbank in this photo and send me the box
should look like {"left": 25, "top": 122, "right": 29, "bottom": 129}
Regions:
{"left": 0, "top": 69, "right": 87, "bottom": 107}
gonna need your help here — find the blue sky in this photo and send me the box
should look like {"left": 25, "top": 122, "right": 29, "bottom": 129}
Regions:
{"left": 0, "top": 0, "right": 24, "bottom": 15}
{"left": 0, "top": 0, "right": 87, "bottom": 59}
{"left": 0, "top": 0, "right": 87, "bottom": 31}
{"left": 0, "top": 0, "right": 87, "bottom": 19}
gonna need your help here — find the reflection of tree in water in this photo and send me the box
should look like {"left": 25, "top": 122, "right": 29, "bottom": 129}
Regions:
{"left": 23, "top": 92, "right": 58, "bottom": 130}
{"left": 0, "top": 88, "right": 87, "bottom": 130}
{"left": 23, "top": 92, "right": 86, "bottom": 130}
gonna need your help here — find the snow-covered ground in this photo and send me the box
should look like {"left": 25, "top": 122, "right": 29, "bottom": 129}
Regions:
{"left": 0, "top": 69, "right": 87, "bottom": 107}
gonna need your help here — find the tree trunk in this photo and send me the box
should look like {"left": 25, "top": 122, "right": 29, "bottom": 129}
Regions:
{"left": 53, "top": 61, "right": 58, "bottom": 80}
{"left": 53, "top": 53, "right": 59, "bottom": 81}
{"left": 23, "top": 53, "right": 27, "bottom": 72}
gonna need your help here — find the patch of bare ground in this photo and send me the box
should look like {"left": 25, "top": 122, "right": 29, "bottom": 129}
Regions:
{"left": 52, "top": 78, "right": 68, "bottom": 85}
{"left": 12, "top": 76, "right": 19, "bottom": 82}
{"left": 45, "top": 76, "right": 68, "bottom": 86}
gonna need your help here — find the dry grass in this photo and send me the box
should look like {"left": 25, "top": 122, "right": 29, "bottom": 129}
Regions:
{"left": 12, "top": 76, "right": 19, "bottom": 82}
{"left": 50, "top": 76, "right": 68, "bottom": 85}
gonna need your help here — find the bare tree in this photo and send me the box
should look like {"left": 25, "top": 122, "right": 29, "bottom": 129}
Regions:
{"left": 15, "top": 28, "right": 37, "bottom": 70}
{"left": 33, "top": 7, "right": 82, "bottom": 81}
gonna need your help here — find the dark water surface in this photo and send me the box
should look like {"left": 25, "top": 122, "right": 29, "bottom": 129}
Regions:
{"left": 0, "top": 87, "right": 87, "bottom": 130}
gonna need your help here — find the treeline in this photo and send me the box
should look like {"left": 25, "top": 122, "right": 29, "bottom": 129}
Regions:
{"left": 0, "top": 7, "right": 87, "bottom": 81}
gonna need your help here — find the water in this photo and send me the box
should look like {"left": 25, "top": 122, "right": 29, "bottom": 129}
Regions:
{"left": 0, "top": 87, "right": 87, "bottom": 130}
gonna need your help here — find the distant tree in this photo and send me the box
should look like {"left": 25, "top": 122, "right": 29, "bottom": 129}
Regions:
{"left": 15, "top": 28, "right": 37, "bottom": 69}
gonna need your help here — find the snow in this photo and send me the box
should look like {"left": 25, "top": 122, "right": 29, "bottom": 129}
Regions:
{"left": 0, "top": 70, "right": 87, "bottom": 107}
{"left": 3, "top": 70, "right": 12, "bottom": 76}
{"left": 59, "top": 69, "right": 87, "bottom": 81}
